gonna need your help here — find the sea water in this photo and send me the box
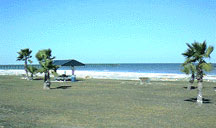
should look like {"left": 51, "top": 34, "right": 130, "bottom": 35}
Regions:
{"left": 62, "top": 63, "right": 216, "bottom": 75}
{"left": 1, "top": 63, "right": 216, "bottom": 75}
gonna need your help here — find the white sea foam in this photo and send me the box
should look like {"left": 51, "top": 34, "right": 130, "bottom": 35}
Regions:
{"left": 1, "top": 69, "right": 216, "bottom": 81}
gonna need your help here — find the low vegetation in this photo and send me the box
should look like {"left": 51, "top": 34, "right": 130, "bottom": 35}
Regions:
{"left": 0, "top": 76, "right": 216, "bottom": 128}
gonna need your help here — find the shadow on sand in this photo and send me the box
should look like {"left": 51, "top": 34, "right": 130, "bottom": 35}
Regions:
{"left": 183, "top": 86, "right": 197, "bottom": 90}
{"left": 184, "top": 98, "right": 212, "bottom": 104}
{"left": 51, "top": 86, "right": 72, "bottom": 90}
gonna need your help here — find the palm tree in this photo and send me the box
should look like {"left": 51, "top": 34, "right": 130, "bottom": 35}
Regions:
{"left": 27, "top": 65, "right": 38, "bottom": 80}
{"left": 181, "top": 62, "right": 196, "bottom": 90}
{"left": 182, "top": 41, "right": 214, "bottom": 105}
{"left": 17, "top": 48, "right": 32, "bottom": 80}
{"left": 36, "top": 49, "right": 57, "bottom": 89}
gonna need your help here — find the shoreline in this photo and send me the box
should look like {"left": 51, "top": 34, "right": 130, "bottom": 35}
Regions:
{"left": 1, "top": 69, "right": 216, "bottom": 81}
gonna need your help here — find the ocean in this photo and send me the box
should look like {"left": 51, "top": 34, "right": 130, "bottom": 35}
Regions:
{"left": 1, "top": 63, "right": 216, "bottom": 75}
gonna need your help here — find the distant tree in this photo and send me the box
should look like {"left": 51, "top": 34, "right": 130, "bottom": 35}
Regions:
{"left": 182, "top": 41, "right": 214, "bottom": 105}
{"left": 17, "top": 48, "right": 32, "bottom": 80}
{"left": 36, "top": 49, "right": 58, "bottom": 89}
{"left": 27, "top": 65, "right": 38, "bottom": 80}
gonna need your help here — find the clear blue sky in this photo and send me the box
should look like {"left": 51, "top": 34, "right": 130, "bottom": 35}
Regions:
{"left": 0, "top": 0, "right": 216, "bottom": 64}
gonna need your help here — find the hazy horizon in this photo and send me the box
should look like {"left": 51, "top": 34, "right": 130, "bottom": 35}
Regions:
{"left": 1, "top": 62, "right": 216, "bottom": 65}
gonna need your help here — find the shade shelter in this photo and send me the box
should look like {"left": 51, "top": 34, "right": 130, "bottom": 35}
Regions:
{"left": 53, "top": 59, "right": 85, "bottom": 81}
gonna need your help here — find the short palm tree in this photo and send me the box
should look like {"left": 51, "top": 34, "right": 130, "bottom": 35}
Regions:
{"left": 182, "top": 41, "right": 214, "bottom": 105}
{"left": 181, "top": 62, "right": 196, "bottom": 90}
{"left": 36, "top": 49, "right": 58, "bottom": 89}
{"left": 17, "top": 48, "right": 32, "bottom": 80}
{"left": 27, "top": 65, "right": 38, "bottom": 80}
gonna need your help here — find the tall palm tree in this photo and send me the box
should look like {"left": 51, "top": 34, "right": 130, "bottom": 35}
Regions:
{"left": 36, "top": 49, "right": 57, "bottom": 89}
{"left": 182, "top": 41, "right": 214, "bottom": 105}
{"left": 17, "top": 48, "right": 32, "bottom": 80}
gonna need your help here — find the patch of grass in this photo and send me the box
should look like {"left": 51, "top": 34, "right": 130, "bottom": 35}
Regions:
{"left": 0, "top": 76, "right": 216, "bottom": 127}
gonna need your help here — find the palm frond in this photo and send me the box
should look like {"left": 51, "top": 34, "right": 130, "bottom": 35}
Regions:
{"left": 182, "top": 43, "right": 195, "bottom": 58}
{"left": 186, "top": 43, "right": 193, "bottom": 50}
{"left": 189, "top": 64, "right": 196, "bottom": 74}
{"left": 36, "top": 49, "right": 58, "bottom": 76}
{"left": 181, "top": 65, "right": 190, "bottom": 74}
{"left": 200, "top": 63, "right": 213, "bottom": 72}
{"left": 200, "top": 41, "right": 207, "bottom": 55}
{"left": 181, "top": 62, "right": 196, "bottom": 75}
{"left": 205, "top": 46, "right": 214, "bottom": 58}
{"left": 17, "top": 48, "right": 32, "bottom": 61}
{"left": 27, "top": 66, "right": 38, "bottom": 74}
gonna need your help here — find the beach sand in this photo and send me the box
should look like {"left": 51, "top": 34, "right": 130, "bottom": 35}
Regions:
{"left": 1, "top": 69, "right": 216, "bottom": 81}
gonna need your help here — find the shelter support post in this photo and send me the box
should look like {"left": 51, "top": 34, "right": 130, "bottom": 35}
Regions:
{"left": 71, "top": 66, "right": 76, "bottom": 82}
{"left": 71, "top": 66, "right": 75, "bottom": 75}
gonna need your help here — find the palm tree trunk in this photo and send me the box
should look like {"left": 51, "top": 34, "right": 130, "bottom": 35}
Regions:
{"left": 24, "top": 59, "right": 29, "bottom": 80}
{"left": 30, "top": 73, "right": 33, "bottom": 80}
{"left": 187, "top": 82, "right": 193, "bottom": 90}
{"left": 196, "top": 65, "right": 203, "bottom": 106}
{"left": 47, "top": 71, "right": 50, "bottom": 84}
{"left": 188, "top": 74, "right": 194, "bottom": 90}
{"left": 197, "top": 80, "right": 203, "bottom": 105}
{"left": 43, "top": 72, "right": 50, "bottom": 90}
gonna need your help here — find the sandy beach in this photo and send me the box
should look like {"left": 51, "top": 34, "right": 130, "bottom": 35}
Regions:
{"left": 1, "top": 69, "right": 216, "bottom": 81}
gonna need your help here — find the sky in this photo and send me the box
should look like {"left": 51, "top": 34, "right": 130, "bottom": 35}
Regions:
{"left": 0, "top": 0, "right": 216, "bottom": 64}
